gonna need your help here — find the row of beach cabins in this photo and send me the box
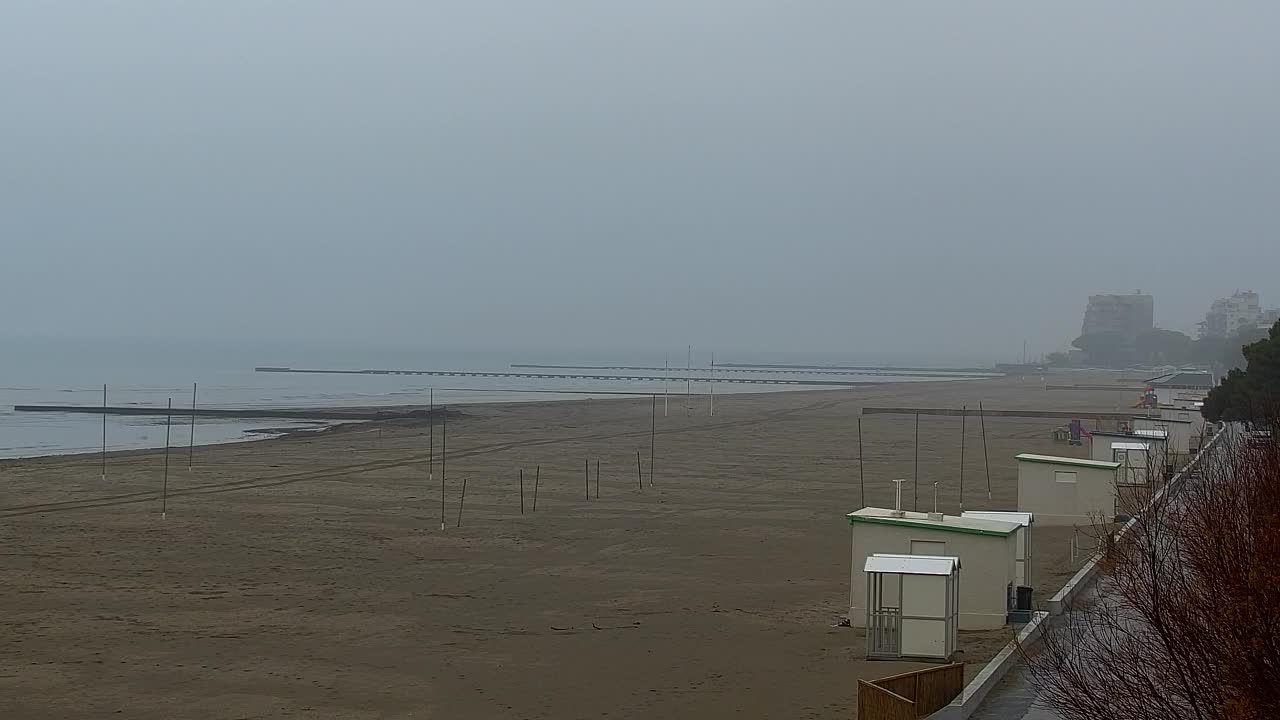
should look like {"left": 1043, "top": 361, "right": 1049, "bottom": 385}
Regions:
{"left": 846, "top": 375, "right": 1210, "bottom": 662}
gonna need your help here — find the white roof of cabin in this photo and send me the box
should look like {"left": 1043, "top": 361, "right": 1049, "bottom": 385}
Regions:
{"left": 847, "top": 507, "right": 1020, "bottom": 536}
{"left": 1111, "top": 442, "right": 1150, "bottom": 451}
{"left": 961, "top": 510, "right": 1033, "bottom": 527}
{"left": 1132, "top": 429, "right": 1169, "bottom": 439}
{"left": 864, "top": 553, "right": 960, "bottom": 576}
{"left": 1015, "top": 453, "right": 1121, "bottom": 470}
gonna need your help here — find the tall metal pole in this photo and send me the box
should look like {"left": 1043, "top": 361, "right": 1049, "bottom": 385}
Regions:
{"left": 429, "top": 388, "right": 434, "bottom": 527}
{"left": 440, "top": 404, "right": 447, "bottom": 531}
{"left": 650, "top": 394, "right": 656, "bottom": 486}
{"left": 101, "top": 384, "right": 107, "bottom": 480}
{"left": 959, "top": 406, "right": 967, "bottom": 513}
{"left": 187, "top": 382, "right": 197, "bottom": 470}
{"left": 980, "top": 401, "right": 992, "bottom": 500}
{"left": 161, "top": 398, "right": 172, "bottom": 519}
{"left": 857, "top": 417, "right": 865, "bottom": 508}
{"left": 663, "top": 353, "right": 669, "bottom": 417}
{"left": 709, "top": 351, "right": 714, "bottom": 417}
{"left": 686, "top": 345, "right": 692, "bottom": 416}
{"left": 913, "top": 412, "right": 920, "bottom": 512}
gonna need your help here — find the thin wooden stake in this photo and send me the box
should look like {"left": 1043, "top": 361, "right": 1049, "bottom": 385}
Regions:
{"left": 858, "top": 417, "right": 865, "bottom": 508}
{"left": 457, "top": 476, "right": 468, "bottom": 527}
{"left": 429, "top": 388, "right": 434, "bottom": 527}
{"left": 520, "top": 468, "right": 525, "bottom": 514}
{"left": 979, "top": 401, "right": 992, "bottom": 500}
{"left": 187, "top": 382, "right": 197, "bottom": 470}
{"left": 595, "top": 459, "right": 600, "bottom": 499}
{"left": 101, "top": 383, "right": 107, "bottom": 480}
{"left": 584, "top": 458, "right": 589, "bottom": 500}
{"left": 441, "top": 404, "right": 447, "bottom": 531}
{"left": 533, "top": 465, "right": 541, "bottom": 511}
{"left": 709, "top": 351, "right": 715, "bottom": 417}
{"left": 650, "top": 394, "right": 656, "bottom": 486}
{"left": 636, "top": 450, "right": 643, "bottom": 491}
{"left": 161, "top": 398, "right": 172, "bottom": 519}
{"left": 913, "top": 412, "right": 920, "bottom": 512}
{"left": 686, "top": 345, "right": 692, "bottom": 416}
{"left": 959, "top": 405, "right": 967, "bottom": 513}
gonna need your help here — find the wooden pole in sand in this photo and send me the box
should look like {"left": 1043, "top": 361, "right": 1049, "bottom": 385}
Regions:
{"left": 979, "top": 402, "right": 992, "bottom": 500}
{"left": 440, "top": 404, "right": 447, "bottom": 531}
{"left": 161, "top": 398, "right": 172, "bottom": 519}
{"left": 636, "top": 450, "right": 643, "bottom": 491}
{"left": 858, "top": 417, "right": 865, "bottom": 508}
{"left": 457, "top": 476, "right": 468, "bottom": 527}
{"left": 533, "top": 465, "right": 541, "bottom": 511}
{"left": 649, "top": 394, "right": 656, "bottom": 486}
{"left": 595, "top": 459, "right": 600, "bottom": 499}
{"left": 429, "top": 388, "right": 434, "bottom": 525}
{"left": 664, "top": 353, "right": 669, "bottom": 417}
{"left": 187, "top": 382, "right": 197, "bottom": 470}
{"left": 584, "top": 458, "right": 589, "bottom": 500}
{"left": 686, "top": 345, "right": 692, "bottom": 416}
{"left": 913, "top": 412, "right": 920, "bottom": 512}
{"left": 709, "top": 351, "right": 715, "bottom": 417}
{"left": 520, "top": 468, "right": 525, "bottom": 514}
{"left": 101, "top": 384, "right": 107, "bottom": 480}
{"left": 959, "top": 405, "right": 967, "bottom": 513}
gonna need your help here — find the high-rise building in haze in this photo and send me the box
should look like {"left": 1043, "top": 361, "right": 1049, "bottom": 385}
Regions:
{"left": 1199, "top": 291, "right": 1264, "bottom": 338}
{"left": 1080, "top": 293, "right": 1154, "bottom": 338}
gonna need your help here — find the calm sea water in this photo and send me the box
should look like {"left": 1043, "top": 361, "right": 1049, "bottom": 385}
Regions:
{"left": 0, "top": 337, "right": 990, "bottom": 459}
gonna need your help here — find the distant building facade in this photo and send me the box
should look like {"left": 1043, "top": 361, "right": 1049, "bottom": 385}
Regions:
{"left": 1081, "top": 293, "right": 1154, "bottom": 338}
{"left": 1199, "top": 291, "right": 1264, "bottom": 338}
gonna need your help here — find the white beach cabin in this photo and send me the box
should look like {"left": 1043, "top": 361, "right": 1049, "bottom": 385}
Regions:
{"left": 1161, "top": 406, "right": 1208, "bottom": 449}
{"left": 848, "top": 507, "right": 1020, "bottom": 630}
{"left": 1110, "top": 441, "right": 1151, "bottom": 486}
{"left": 864, "top": 553, "right": 960, "bottom": 662}
{"left": 961, "top": 511, "right": 1034, "bottom": 588}
{"left": 1132, "top": 416, "right": 1194, "bottom": 455}
{"left": 1090, "top": 430, "right": 1167, "bottom": 465}
{"left": 1016, "top": 454, "right": 1122, "bottom": 526}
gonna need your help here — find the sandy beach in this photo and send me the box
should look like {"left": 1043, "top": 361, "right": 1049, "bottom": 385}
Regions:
{"left": 0, "top": 374, "right": 1126, "bottom": 719}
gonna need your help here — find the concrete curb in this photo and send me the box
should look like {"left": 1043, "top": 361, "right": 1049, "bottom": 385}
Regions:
{"left": 926, "top": 611, "right": 1049, "bottom": 720}
{"left": 1048, "top": 556, "right": 1100, "bottom": 615}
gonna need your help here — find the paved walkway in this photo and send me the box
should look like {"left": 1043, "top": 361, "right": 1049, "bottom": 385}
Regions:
{"left": 970, "top": 585, "right": 1103, "bottom": 720}
{"left": 968, "top": 659, "right": 1064, "bottom": 720}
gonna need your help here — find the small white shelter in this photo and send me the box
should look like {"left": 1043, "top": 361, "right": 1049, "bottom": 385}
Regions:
{"left": 1016, "top": 454, "right": 1122, "bottom": 526}
{"left": 1111, "top": 442, "right": 1151, "bottom": 485}
{"left": 864, "top": 554, "right": 960, "bottom": 662}
{"left": 848, "top": 507, "right": 1020, "bottom": 629}
{"left": 1091, "top": 430, "right": 1167, "bottom": 464}
{"left": 1133, "top": 416, "right": 1193, "bottom": 455}
{"left": 962, "top": 511, "right": 1034, "bottom": 588}
{"left": 1161, "top": 407, "right": 1208, "bottom": 448}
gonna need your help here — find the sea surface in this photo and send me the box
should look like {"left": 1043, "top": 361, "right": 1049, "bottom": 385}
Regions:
{"left": 0, "top": 337, "right": 994, "bottom": 459}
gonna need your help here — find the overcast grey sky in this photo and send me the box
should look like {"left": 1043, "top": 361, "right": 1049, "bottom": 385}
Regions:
{"left": 3, "top": 2, "right": 1277, "bottom": 360}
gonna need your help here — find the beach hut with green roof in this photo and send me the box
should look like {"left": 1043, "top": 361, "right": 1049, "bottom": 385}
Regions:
{"left": 1016, "top": 454, "right": 1122, "bottom": 526}
{"left": 847, "top": 507, "right": 1020, "bottom": 630}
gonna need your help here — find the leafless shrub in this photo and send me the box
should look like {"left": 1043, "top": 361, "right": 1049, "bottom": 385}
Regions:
{"left": 1025, "top": 424, "right": 1280, "bottom": 720}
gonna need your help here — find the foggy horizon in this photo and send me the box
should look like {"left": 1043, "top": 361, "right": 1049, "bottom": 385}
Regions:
{"left": 4, "top": 2, "right": 1278, "bottom": 361}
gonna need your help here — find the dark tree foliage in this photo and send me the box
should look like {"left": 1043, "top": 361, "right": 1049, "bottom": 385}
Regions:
{"left": 1203, "top": 320, "right": 1280, "bottom": 425}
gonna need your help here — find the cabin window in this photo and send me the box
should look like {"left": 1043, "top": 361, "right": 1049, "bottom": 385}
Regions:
{"left": 1055, "top": 471, "right": 1077, "bottom": 484}
{"left": 910, "top": 540, "right": 946, "bottom": 556}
